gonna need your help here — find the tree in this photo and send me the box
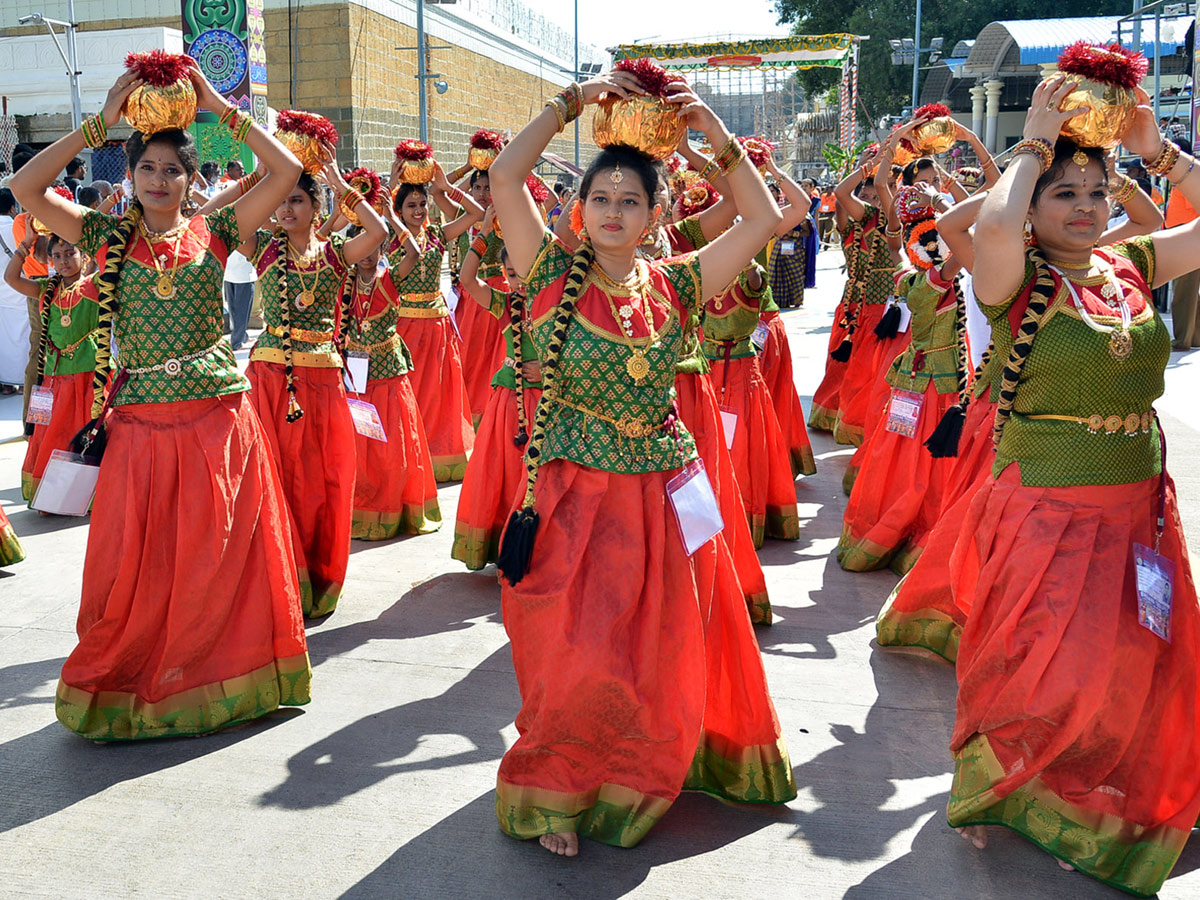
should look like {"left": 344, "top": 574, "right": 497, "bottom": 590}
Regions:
{"left": 776, "top": 1, "right": 1131, "bottom": 120}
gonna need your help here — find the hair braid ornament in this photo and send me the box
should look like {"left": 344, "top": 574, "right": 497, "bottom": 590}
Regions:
{"left": 923, "top": 272, "right": 974, "bottom": 457}
{"left": 69, "top": 203, "right": 141, "bottom": 460}
{"left": 275, "top": 234, "right": 304, "bottom": 421}
{"left": 992, "top": 249, "right": 1059, "bottom": 446}
{"left": 508, "top": 288, "right": 530, "bottom": 447}
{"left": 34, "top": 273, "right": 63, "bottom": 384}
{"left": 496, "top": 240, "right": 595, "bottom": 585}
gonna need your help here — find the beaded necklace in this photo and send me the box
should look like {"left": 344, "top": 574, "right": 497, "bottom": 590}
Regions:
{"left": 592, "top": 260, "right": 661, "bottom": 384}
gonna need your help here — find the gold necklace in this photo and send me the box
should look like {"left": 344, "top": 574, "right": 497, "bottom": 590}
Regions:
{"left": 138, "top": 221, "right": 187, "bottom": 300}
{"left": 55, "top": 276, "right": 85, "bottom": 327}
{"left": 1046, "top": 256, "right": 1093, "bottom": 270}
{"left": 593, "top": 261, "right": 659, "bottom": 383}
{"left": 355, "top": 273, "right": 376, "bottom": 332}
{"left": 287, "top": 240, "right": 320, "bottom": 310}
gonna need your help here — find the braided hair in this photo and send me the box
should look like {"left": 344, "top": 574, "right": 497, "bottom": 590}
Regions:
{"left": 33, "top": 272, "right": 63, "bottom": 385}
{"left": 272, "top": 233, "right": 304, "bottom": 421}
{"left": 89, "top": 202, "right": 142, "bottom": 416}
{"left": 496, "top": 240, "right": 595, "bottom": 585}
{"left": 991, "top": 246, "right": 1058, "bottom": 446}
{"left": 508, "top": 286, "right": 530, "bottom": 446}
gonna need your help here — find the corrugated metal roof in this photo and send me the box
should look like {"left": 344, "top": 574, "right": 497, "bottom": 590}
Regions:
{"left": 998, "top": 16, "right": 1186, "bottom": 65}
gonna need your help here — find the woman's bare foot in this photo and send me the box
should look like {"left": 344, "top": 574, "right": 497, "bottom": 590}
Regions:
{"left": 1057, "top": 859, "right": 1075, "bottom": 871}
{"left": 955, "top": 825, "right": 988, "bottom": 849}
{"left": 538, "top": 832, "right": 579, "bottom": 857}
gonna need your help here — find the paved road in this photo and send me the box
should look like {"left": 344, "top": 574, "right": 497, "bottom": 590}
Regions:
{"left": 3, "top": 249, "right": 1199, "bottom": 899}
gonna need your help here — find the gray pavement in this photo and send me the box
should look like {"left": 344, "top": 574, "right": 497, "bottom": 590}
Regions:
{"left": 2, "top": 250, "right": 1200, "bottom": 899}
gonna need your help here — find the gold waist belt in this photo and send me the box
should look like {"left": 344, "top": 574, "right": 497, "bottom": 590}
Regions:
{"left": 551, "top": 395, "right": 668, "bottom": 440}
{"left": 267, "top": 324, "right": 335, "bottom": 343}
{"left": 51, "top": 328, "right": 101, "bottom": 358}
{"left": 249, "top": 346, "right": 342, "bottom": 368}
{"left": 125, "top": 339, "right": 225, "bottom": 377}
{"left": 346, "top": 332, "right": 403, "bottom": 355}
{"left": 398, "top": 292, "right": 448, "bottom": 318}
{"left": 1026, "top": 412, "right": 1153, "bottom": 435}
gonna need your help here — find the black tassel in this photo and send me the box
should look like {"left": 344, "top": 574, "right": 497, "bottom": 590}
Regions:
{"left": 497, "top": 507, "right": 540, "bottom": 585}
{"left": 874, "top": 302, "right": 901, "bottom": 339}
{"left": 924, "top": 404, "right": 966, "bottom": 458}
{"left": 830, "top": 338, "right": 852, "bottom": 362}
{"left": 69, "top": 417, "right": 108, "bottom": 463}
{"left": 512, "top": 427, "right": 529, "bottom": 447}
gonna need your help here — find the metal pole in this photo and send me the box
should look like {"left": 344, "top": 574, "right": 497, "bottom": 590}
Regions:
{"left": 65, "top": 0, "right": 81, "bottom": 131}
{"left": 911, "top": 0, "right": 921, "bottom": 109}
{"left": 573, "top": 0, "right": 579, "bottom": 168}
{"left": 1132, "top": 0, "right": 1144, "bottom": 56}
{"left": 1154, "top": 8, "right": 1162, "bottom": 126}
{"left": 417, "top": 0, "right": 428, "bottom": 143}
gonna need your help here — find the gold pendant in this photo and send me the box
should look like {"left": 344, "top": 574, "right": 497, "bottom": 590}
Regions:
{"left": 1109, "top": 329, "right": 1133, "bottom": 359}
{"left": 154, "top": 275, "right": 176, "bottom": 299}
{"left": 295, "top": 290, "right": 315, "bottom": 310}
{"left": 626, "top": 350, "right": 650, "bottom": 382}
{"left": 60, "top": 313, "right": 71, "bottom": 328}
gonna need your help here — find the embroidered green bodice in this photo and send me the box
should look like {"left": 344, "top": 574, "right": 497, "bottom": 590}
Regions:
{"left": 525, "top": 231, "right": 703, "bottom": 474}
{"left": 885, "top": 267, "right": 962, "bottom": 395}
{"left": 393, "top": 223, "right": 449, "bottom": 316}
{"left": 486, "top": 288, "right": 540, "bottom": 391}
{"left": 252, "top": 231, "right": 348, "bottom": 364}
{"left": 344, "top": 248, "right": 414, "bottom": 383}
{"left": 858, "top": 205, "right": 896, "bottom": 306}
{"left": 78, "top": 207, "right": 248, "bottom": 405}
{"left": 988, "top": 237, "right": 1169, "bottom": 487}
{"left": 702, "top": 265, "right": 767, "bottom": 362}
{"left": 37, "top": 274, "right": 99, "bottom": 376}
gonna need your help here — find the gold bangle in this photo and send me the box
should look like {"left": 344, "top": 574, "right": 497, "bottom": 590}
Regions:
{"left": 545, "top": 97, "right": 566, "bottom": 132}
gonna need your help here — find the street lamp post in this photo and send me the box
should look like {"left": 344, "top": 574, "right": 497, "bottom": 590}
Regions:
{"left": 573, "top": 0, "right": 579, "bottom": 168}
{"left": 398, "top": 0, "right": 453, "bottom": 145}
{"left": 18, "top": 2, "right": 82, "bottom": 132}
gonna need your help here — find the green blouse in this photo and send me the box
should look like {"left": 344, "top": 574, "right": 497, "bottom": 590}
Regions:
{"left": 343, "top": 245, "right": 415, "bottom": 383}
{"left": 36, "top": 274, "right": 99, "bottom": 376}
{"left": 77, "top": 206, "right": 248, "bottom": 405}
{"left": 251, "top": 231, "right": 348, "bottom": 367}
{"left": 486, "top": 287, "right": 540, "bottom": 391}
{"left": 884, "top": 267, "right": 962, "bottom": 395}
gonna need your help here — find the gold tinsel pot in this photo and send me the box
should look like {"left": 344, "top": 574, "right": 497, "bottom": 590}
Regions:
{"left": 593, "top": 94, "right": 686, "bottom": 162}
{"left": 398, "top": 157, "right": 435, "bottom": 185}
{"left": 1058, "top": 75, "right": 1138, "bottom": 148}
{"left": 892, "top": 144, "right": 917, "bottom": 167}
{"left": 912, "top": 116, "right": 958, "bottom": 155}
{"left": 31, "top": 216, "right": 52, "bottom": 236}
{"left": 468, "top": 147, "right": 499, "bottom": 171}
{"left": 277, "top": 132, "right": 326, "bottom": 175}
{"left": 122, "top": 79, "right": 198, "bottom": 137}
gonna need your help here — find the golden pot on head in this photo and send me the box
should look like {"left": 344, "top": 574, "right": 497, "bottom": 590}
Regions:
{"left": 398, "top": 157, "right": 435, "bottom": 185}
{"left": 912, "top": 116, "right": 958, "bottom": 155}
{"left": 892, "top": 144, "right": 917, "bottom": 168}
{"left": 31, "top": 216, "right": 52, "bottom": 236}
{"left": 1058, "top": 75, "right": 1138, "bottom": 148}
{"left": 468, "top": 146, "right": 499, "bottom": 171}
{"left": 593, "top": 94, "right": 686, "bottom": 162}
{"left": 277, "top": 132, "right": 326, "bottom": 175}
{"left": 122, "top": 79, "right": 198, "bottom": 137}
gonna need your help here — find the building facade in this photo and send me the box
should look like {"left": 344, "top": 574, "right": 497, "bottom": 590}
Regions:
{"left": 0, "top": 0, "right": 606, "bottom": 175}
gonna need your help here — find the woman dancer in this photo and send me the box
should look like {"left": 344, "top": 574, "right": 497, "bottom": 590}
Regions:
{"left": 342, "top": 213, "right": 441, "bottom": 540}
{"left": 240, "top": 149, "right": 387, "bottom": 618}
{"left": 5, "top": 233, "right": 99, "bottom": 502}
{"left": 391, "top": 164, "right": 483, "bottom": 481}
{"left": 11, "top": 62, "right": 311, "bottom": 739}
{"left": 946, "top": 77, "right": 1200, "bottom": 896}
{"left": 490, "top": 66, "right": 795, "bottom": 856}
{"left": 451, "top": 214, "right": 540, "bottom": 570}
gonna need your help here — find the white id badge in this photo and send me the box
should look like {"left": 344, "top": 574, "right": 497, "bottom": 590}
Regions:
{"left": 343, "top": 352, "right": 369, "bottom": 395}
{"left": 885, "top": 389, "right": 923, "bottom": 438}
{"left": 719, "top": 405, "right": 738, "bottom": 450}
{"left": 27, "top": 385, "right": 54, "bottom": 425}
{"left": 1133, "top": 542, "right": 1174, "bottom": 641}
{"left": 347, "top": 397, "right": 387, "bottom": 441}
{"left": 666, "top": 460, "right": 724, "bottom": 556}
{"left": 751, "top": 321, "right": 770, "bottom": 350}
{"left": 896, "top": 301, "right": 913, "bottom": 333}
{"left": 780, "top": 239, "right": 796, "bottom": 256}
{"left": 31, "top": 449, "right": 100, "bottom": 516}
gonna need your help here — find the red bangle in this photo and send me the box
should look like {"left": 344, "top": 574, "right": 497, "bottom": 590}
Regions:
{"left": 470, "top": 235, "right": 488, "bottom": 257}
{"left": 447, "top": 187, "right": 467, "bottom": 206}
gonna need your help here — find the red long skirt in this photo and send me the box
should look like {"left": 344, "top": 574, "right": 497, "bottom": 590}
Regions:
{"left": 455, "top": 296, "right": 506, "bottom": 427}
{"left": 351, "top": 375, "right": 441, "bottom": 540}
{"left": 836, "top": 383, "right": 957, "bottom": 572}
{"left": 248, "top": 362, "right": 355, "bottom": 618}
{"left": 452, "top": 385, "right": 543, "bottom": 570}
{"left": 0, "top": 505, "right": 24, "bottom": 566}
{"left": 947, "top": 466, "right": 1200, "bottom": 897}
{"left": 832, "top": 305, "right": 908, "bottom": 446}
{"left": 842, "top": 334, "right": 911, "bottom": 494}
{"left": 56, "top": 394, "right": 311, "bottom": 740}
{"left": 495, "top": 460, "right": 795, "bottom": 847}
{"left": 757, "top": 312, "right": 816, "bottom": 475}
{"left": 675, "top": 371, "right": 772, "bottom": 623}
{"left": 875, "top": 397, "right": 997, "bottom": 662}
{"left": 21, "top": 371, "right": 92, "bottom": 502}
{"left": 396, "top": 315, "right": 474, "bottom": 481}
{"left": 809, "top": 300, "right": 851, "bottom": 433}
{"left": 709, "top": 356, "right": 799, "bottom": 547}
